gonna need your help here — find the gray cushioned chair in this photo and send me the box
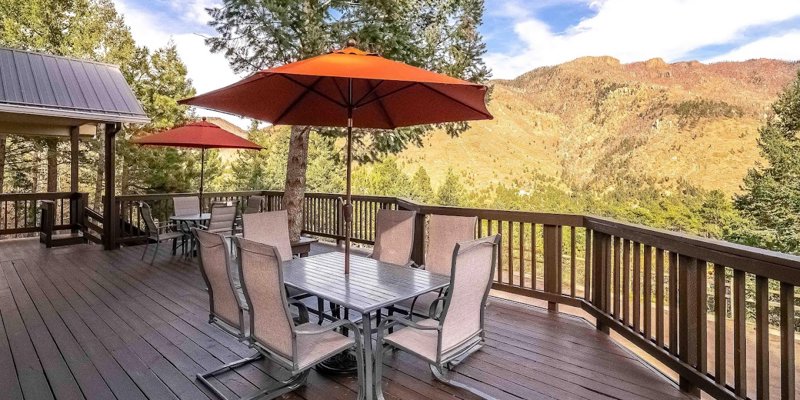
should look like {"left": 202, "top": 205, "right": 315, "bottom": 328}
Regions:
{"left": 375, "top": 235, "right": 500, "bottom": 399}
{"left": 370, "top": 209, "right": 416, "bottom": 267}
{"left": 138, "top": 202, "right": 186, "bottom": 264}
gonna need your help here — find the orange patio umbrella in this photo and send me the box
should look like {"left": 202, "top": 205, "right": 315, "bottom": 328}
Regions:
{"left": 180, "top": 42, "right": 492, "bottom": 273}
{"left": 133, "top": 118, "right": 262, "bottom": 198}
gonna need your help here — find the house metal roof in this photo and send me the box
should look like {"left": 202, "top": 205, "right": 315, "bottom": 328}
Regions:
{"left": 0, "top": 47, "right": 150, "bottom": 124}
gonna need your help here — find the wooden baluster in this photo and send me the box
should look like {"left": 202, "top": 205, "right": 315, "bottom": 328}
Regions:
{"left": 507, "top": 221, "right": 513, "bottom": 285}
{"left": 543, "top": 224, "right": 561, "bottom": 311}
{"left": 519, "top": 222, "right": 525, "bottom": 288}
{"left": 623, "top": 239, "right": 631, "bottom": 325}
{"left": 497, "top": 220, "right": 504, "bottom": 282}
{"left": 584, "top": 228, "right": 591, "bottom": 301}
{"left": 714, "top": 265, "right": 726, "bottom": 386}
{"left": 733, "top": 270, "right": 746, "bottom": 397}
{"left": 781, "top": 283, "right": 795, "bottom": 400}
{"left": 669, "top": 252, "right": 678, "bottom": 355}
{"left": 532, "top": 223, "right": 537, "bottom": 290}
{"left": 678, "top": 255, "right": 699, "bottom": 395}
{"left": 643, "top": 245, "right": 652, "bottom": 338}
{"left": 591, "top": 231, "right": 611, "bottom": 333}
{"left": 613, "top": 237, "right": 621, "bottom": 320}
{"left": 633, "top": 242, "right": 641, "bottom": 332}
{"left": 570, "top": 226, "right": 576, "bottom": 297}
{"left": 755, "top": 276, "right": 769, "bottom": 400}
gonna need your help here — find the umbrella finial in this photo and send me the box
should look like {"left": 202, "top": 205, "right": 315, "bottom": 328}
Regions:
{"left": 201, "top": 116, "right": 207, "bottom": 122}
{"left": 346, "top": 38, "right": 357, "bottom": 47}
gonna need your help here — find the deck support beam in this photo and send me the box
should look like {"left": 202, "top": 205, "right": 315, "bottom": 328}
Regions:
{"left": 103, "top": 123, "right": 120, "bottom": 250}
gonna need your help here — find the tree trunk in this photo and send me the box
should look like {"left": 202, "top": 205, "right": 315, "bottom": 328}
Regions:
{"left": 283, "top": 125, "right": 310, "bottom": 242}
{"left": 0, "top": 134, "right": 6, "bottom": 193}
{"left": 46, "top": 138, "right": 58, "bottom": 192}
{"left": 94, "top": 132, "right": 104, "bottom": 208}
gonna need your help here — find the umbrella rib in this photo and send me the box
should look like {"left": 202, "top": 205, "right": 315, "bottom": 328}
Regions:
{"left": 279, "top": 74, "right": 348, "bottom": 108}
{"left": 354, "top": 82, "right": 418, "bottom": 108}
{"left": 364, "top": 80, "right": 396, "bottom": 129}
{"left": 418, "top": 83, "right": 492, "bottom": 119}
{"left": 273, "top": 76, "right": 325, "bottom": 125}
{"left": 352, "top": 80, "right": 385, "bottom": 107}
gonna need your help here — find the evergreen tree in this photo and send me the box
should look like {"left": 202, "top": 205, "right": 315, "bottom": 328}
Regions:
{"left": 206, "top": 0, "right": 490, "bottom": 239}
{"left": 734, "top": 69, "right": 800, "bottom": 253}
{"left": 409, "top": 166, "right": 435, "bottom": 203}
{"left": 436, "top": 168, "right": 465, "bottom": 206}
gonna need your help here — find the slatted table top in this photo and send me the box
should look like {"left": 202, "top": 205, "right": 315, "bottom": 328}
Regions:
{"left": 283, "top": 252, "right": 450, "bottom": 314}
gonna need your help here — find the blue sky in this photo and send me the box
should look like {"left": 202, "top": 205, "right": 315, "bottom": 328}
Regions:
{"left": 115, "top": 0, "right": 800, "bottom": 122}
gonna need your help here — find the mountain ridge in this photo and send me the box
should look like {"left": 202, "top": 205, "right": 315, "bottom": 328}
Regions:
{"left": 398, "top": 56, "right": 799, "bottom": 194}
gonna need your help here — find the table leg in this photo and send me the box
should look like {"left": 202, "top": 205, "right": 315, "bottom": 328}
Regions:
{"left": 361, "top": 311, "right": 375, "bottom": 400}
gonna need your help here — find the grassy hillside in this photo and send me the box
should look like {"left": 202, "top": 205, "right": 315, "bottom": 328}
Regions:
{"left": 399, "top": 57, "right": 799, "bottom": 194}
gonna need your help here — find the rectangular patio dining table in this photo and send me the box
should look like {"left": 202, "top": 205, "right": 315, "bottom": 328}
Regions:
{"left": 282, "top": 251, "right": 450, "bottom": 400}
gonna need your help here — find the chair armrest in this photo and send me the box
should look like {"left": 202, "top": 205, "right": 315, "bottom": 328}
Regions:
{"left": 378, "top": 315, "right": 440, "bottom": 333}
{"left": 288, "top": 300, "right": 309, "bottom": 324}
{"left": 428, "top": 296, "right": 447, "bottom": 320}
{"left": 295, "top": 318, "right": 360, "bottom": 336}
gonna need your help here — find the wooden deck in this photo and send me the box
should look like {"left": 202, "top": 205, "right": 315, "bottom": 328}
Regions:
{"left": 0, "top": 238, "right": 692, "bottom": 400}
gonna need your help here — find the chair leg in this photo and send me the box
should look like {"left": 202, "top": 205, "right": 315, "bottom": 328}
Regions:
{"left": 197, "top": 352, "right": 311, "bottom": 400}
{"left": 150, "top": 241, "right": 159, "bottom": 265}
{"left": 141, "top": 241, "right": 149, "bottom": 260}
{"left": 172, "top": 238, "right": 177, "bottom": 255}
{"left": 429, "top": 363, "right": 496, "bottom": 400}
{"left": 317, "top": 298, "right": 325, "bottom": 325}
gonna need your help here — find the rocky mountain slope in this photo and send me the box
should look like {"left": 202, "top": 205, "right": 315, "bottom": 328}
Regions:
{"left": 399, "top": 57, "right": 799, "bottom": 194}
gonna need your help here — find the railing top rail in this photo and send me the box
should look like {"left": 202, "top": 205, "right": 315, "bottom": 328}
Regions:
{"left": 0, "top": 192, "right": 85, "bottom": 201}
{"left": 586, "top": 215, "right": 800, "bottom": 284}
{"left": 115, "top": 190, "right": 266, "bottom": 201}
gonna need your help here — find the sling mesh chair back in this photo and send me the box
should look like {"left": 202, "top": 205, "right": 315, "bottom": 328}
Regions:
{"left": 138, "top": 202, "right": 186, "bottom": 264}
{"left": 376, "top": 235, "right": 500, "bottom": 399}
{"left": 173, "top": 196, "right": 200, "bottom": 216}
{"left": 205, "top": 201, "right": 239, "bottom": 235}
{"left": 193, "top": 228, "right": 246, "bottom": 339}
{"left": 243, "top": 196, "right": 265, "bottom": 214}
{"left": 197, "top": 237, "right": 364, "bottom": 400}
{"left": 242, "top": 210, "right": 293, "bottom": 262}
{"left": 399, "top": 214, "right": 477, "bottom": 318}
{"left": 370, "top": 209, "right": 416, "bottom": 266}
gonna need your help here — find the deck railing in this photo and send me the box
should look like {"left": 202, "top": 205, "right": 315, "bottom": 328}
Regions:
{"left": 0, "top": 192, "right": 87, "bottom": 237}
{"left": 112, "top": 190, "right": 797, "bottom": 400}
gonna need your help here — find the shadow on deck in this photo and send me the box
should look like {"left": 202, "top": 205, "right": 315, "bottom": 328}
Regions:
{"left": 0, "top": 239, "right": 691, "bottom": 400}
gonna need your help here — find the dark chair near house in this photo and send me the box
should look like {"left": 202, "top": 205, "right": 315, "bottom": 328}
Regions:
{"left": 370, "top": 209, "right": 416, "bottom": 267}
{"left": 139, "top": 202, "right": 186, "bottom": 264}
{"left": 195, "top": 236, "right": 364, "bottom": 400}
{"left": 376, "top": 235, "right": 500, "bottom": 399}
{"left": 243, "top": 196, "right": 265, "bottom": 214}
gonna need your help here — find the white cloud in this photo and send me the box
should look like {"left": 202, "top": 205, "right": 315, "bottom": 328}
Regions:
{"left": 116, "top": 0, "right": 251, "bottom": 128}
{"left": 486, "top": 0, "right": 800, "bottom": 79}
{"left": 706, "top": 30, "right": 800, "bottom": 62}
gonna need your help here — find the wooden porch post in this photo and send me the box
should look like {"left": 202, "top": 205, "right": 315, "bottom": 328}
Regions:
{"left": 592, "top": 231, "right": 611, "bottom": 333}
{"left": 70, "top": 127, "right": 79, "bottom": 192}
{"left": 103, "top": 123, "right": 120, "bottom": 250}
{"left": 543, "top": 224, "right": 562, "bottom": 311}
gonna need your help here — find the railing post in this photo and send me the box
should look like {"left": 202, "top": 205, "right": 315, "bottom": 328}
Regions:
{"left": 677, "top": 255, "right": 700, "bottom": 396}
{"left": 591, "top": 231, "right": 611, "bottom": 333}
{"left": 411, "top": 212, "right": 426, "bottom": 266}
{"left": 543, "top": 224, "right": 562, "bottom": 312}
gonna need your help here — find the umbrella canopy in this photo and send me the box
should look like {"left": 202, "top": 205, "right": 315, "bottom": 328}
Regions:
{"left": 180, "top": 44, "right": 492, "bottom": 273}
{"left": 133, "top": 118, "right": 262, "bottom": 197}
{"left": 179, "top": 47, "right": 491, "bottom": 129}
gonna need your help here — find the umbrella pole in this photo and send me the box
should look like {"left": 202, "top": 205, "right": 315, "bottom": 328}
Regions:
{"left": 200, "top": 148, "right": 205, "bottom": 205}
{"left": 344, "top": 79, "right": 353, "bottom": 274}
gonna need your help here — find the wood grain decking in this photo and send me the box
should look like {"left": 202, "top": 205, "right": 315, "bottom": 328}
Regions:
{"left": 0, "top": 238, "right": 692, "bottom": 399}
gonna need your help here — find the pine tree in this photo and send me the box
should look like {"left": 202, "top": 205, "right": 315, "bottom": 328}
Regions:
{"left": 410, "top": 166, "right": 435, "bottom": 203}
{"left": 734, "top": 69, "right": 800, "bottom": 253}
{"left": 436, "top": 168, "right": 465, "bottom": 206}
{"left": 206, "top": 0, "right": 490, "bottom": 239}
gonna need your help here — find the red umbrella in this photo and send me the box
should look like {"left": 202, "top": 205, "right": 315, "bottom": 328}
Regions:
{"left": 133, "top": 118, "right": 262, "bottom": 198}
{"left": 180, "top": 43, "right": 491, "bottom": 273}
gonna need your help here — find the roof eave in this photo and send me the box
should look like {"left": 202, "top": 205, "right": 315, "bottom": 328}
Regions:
{"left": 0, "top": 103, "right": 150, "bottom": 124}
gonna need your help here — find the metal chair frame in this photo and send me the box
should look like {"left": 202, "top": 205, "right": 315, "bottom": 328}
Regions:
{"left": 138, "top": 202, "right": 187, "bottom": 264}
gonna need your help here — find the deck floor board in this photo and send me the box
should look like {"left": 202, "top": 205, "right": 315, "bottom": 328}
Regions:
{"left": 0, "top": 239, "right": 691, "bottom": 400}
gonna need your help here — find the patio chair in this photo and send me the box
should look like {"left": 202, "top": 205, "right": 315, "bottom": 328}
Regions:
{"left": 395, "top": 214, "right": 477, "bottom": 319}
{"left": 203, "top": 201, "right": 239, "bottom": 235}
{"left": 375, "top": 235, "right": 500, "bottom": 399}
{"left": 243, "top": 195, "right": 265, "bottom": 214}
{"left": 196, "top": 237, "right": 364, "bottom": 400}
{"left": 241, "top": 210, "right": 293, "bottom": 261}
{"left": 193, "top": 228, "right": 248, "bottom": 340}
{"left": 138, "top": 202, "right": 186, "bottom": 264}
{"left": 370, "top": 209, "right": 416, "bottom": 266}
{"left": 173, "top": 195, "right": 200, "bottom": 216}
